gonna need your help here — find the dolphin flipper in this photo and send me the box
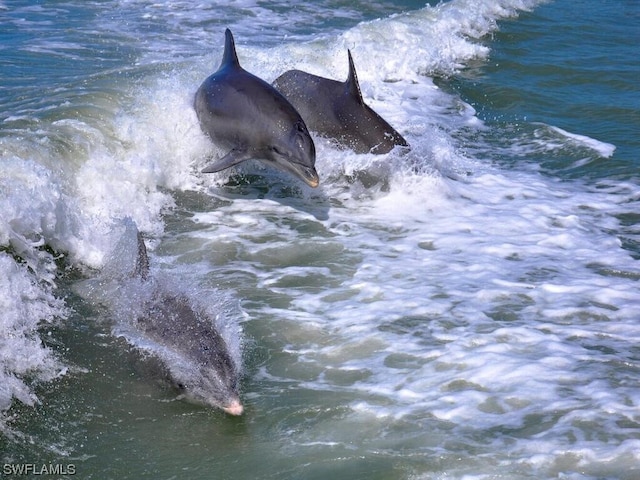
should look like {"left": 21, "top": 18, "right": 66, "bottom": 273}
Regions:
{"left": 201, "top": 149, "right": 251, "bottom": 174}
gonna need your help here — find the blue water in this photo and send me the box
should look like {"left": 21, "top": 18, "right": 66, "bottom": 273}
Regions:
{"left": 453, "top": 0, "right": 640, "bottom": 179}
{"left": 1, "top": 0, "right": 639, "bottom": 478}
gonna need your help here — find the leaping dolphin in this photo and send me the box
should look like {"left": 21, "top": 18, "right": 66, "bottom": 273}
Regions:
{"left": 194, "top": 29, "right": 319, "bottom": 187}
{"left": 272, "top": 50, "right": 409, "bottom": 154}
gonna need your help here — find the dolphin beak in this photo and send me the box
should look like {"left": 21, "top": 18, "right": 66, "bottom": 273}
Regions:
{"left": 222, "top": 399, "right": 244, "bottom": 416}
{"left": 271, "top": 153, "right": 319, "bottom": 187}
{"left": 299, "top": 166, "right": 320, "bottom": 188}
{"left": 305, "top": 173, "right": 320, "bottom": 188}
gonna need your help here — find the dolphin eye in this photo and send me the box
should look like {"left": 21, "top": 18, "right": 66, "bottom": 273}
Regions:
{"left": 271, "top": 145, "right": 284, "bottom": 155}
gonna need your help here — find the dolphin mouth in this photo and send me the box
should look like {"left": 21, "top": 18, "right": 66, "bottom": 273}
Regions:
{"left": 222, "top": 399, "right": 244, "bottom": 416}
{"left": 295, "top": 165, "right": 320, "bottom": 188}
{"left": 275, "top": 160, "right": 319, "bottom": 187}
{"left": 304, "top": 173, "right": 320, "bottom": 188}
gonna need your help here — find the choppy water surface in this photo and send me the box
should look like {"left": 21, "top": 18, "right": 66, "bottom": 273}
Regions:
{"left": 1, "top": 0, "right": 639, "bottom": 478}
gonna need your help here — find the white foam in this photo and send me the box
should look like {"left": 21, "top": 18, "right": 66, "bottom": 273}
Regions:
{"left": 184, "top": 131, "right": 640, "bottom": 473}
{"left": 549, "top": 125, "right": 617, "bottom": 158}
{"left": 0, "top": 254, "right": 67, "bottom": 412}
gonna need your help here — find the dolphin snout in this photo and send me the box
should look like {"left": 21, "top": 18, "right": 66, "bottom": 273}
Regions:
{"left": 302, "top": 167, "right": 320, "bottom": 188}
{"left": 275, "top": 159, "right": 319, "bottom": 188}
{"left": 222, "top": 398, "right": 244, "bottom": 416}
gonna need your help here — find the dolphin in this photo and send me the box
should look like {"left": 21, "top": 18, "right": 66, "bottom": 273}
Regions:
{"left": 272, "top": 50, "right": 409, "bottom": 154}
{"left": 194, "top": 28, "right": 319, "bottom": 187}
{"left": 132, "top": 232, "right": 244, "bottom": 415}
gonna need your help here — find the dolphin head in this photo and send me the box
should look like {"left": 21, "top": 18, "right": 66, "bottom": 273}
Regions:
{"left": 149, "top": 297, "right": 244, "bottom": 416}
{"left": 174, "top": 359, "right": 243, "bottom": 416}
{"left": 264, "top": 120, "right": 319, "bottom": 188}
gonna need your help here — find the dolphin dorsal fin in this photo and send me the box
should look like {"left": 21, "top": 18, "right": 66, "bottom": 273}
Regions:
{"left": 220, "top": 28, "right": 241, "bottom": 70}
{"left": 135, "top": 231, "right": 150, "bottom": 281}
{"left": 345, "top": 50, "right": 364, "bottom": 105}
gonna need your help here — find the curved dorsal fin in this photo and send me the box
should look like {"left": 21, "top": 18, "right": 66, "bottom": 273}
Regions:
{"left": 135, "top": 231, "right": 150, "bottom": 281}
{"left": 220, "top": 28, "right": 241, "bottom": 70}
{"left": 345, "top": 50, "right": 364, "bottom": 105}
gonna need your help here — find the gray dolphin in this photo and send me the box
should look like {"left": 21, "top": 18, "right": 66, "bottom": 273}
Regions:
{"left": 194, "top": 29, "right": 319, "bottom": 187}
{"left": 133, "top": 232, "right": 243, "bottom": 416}
{"left": 272, "top": 50, "right": 409, "bottom": 154}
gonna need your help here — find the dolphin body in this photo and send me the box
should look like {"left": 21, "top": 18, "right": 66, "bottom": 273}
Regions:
{"left": 272, "top": 51, "right": 409, "bottom": 154}
{"left": 194, "top": 29, "right": 319, "bottom": 187}
{"left": 132, "top": 232, "right": 244, "bottom": 416}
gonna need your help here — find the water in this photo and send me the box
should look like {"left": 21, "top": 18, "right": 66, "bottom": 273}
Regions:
{"left": 1, "top": 0, "right": 639, "bottom": 478}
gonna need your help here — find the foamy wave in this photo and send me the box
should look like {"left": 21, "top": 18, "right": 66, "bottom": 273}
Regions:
{"left": 245, "top": 0, "right": 544, "bottom": 83}
{"left": 549, "top": 125, "right": 616, "bottom": 158}
{"left": 0, "top": 254, "right": 67, "bottom": 413}
{"left": 0, "top": 159, "right": 71, "bottom": 415}
{"left": 0, "top": 80, "right": 195, "bottom": 413}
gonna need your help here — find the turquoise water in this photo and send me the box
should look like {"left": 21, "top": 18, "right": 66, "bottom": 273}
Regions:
{"left": 1, "top": 1, "right": 639, "bottom": 478}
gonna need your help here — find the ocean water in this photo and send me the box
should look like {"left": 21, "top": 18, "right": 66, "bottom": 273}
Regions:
{"left": 1, "top": 0, "right": 639, "bottom": 478}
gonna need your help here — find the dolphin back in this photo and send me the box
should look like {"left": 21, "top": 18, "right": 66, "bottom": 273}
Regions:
{"left": 273, "top": 51, "right": 409, "bottom": 154}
